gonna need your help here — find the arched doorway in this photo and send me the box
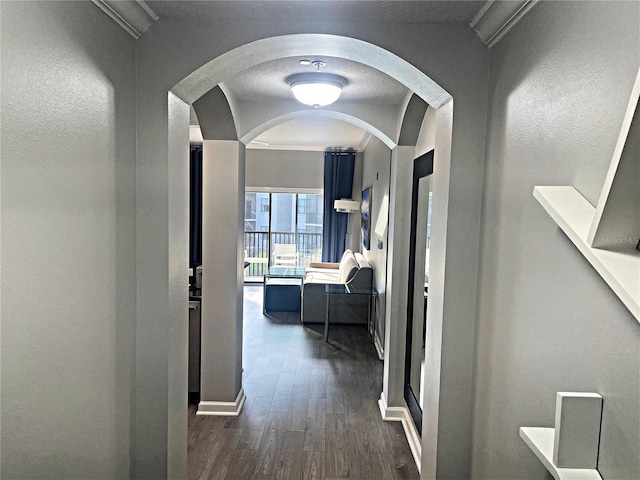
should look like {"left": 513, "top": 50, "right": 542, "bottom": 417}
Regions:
{"left": 240, "top": 109, "right": 396, "bottom": 150}
{"left": 137, "top": 25, "right": 488, "bottom": 478}
{"left": 169, "top": 33, "right": 453, "bottom": 478}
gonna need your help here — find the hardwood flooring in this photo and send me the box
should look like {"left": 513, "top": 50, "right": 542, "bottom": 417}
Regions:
{"left": 188, "top": 285, "right": 419, "bottom": 480}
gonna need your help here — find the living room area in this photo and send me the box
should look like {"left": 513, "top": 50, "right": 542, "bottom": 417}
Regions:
{"left": 187, "top": 106, "right": 397, "bottom": 357}
{"left": 186, "top": 99, "right": 425, "bottom": 475}
{"left": 185, "top": 39, "right": 445, "bottom": 453}
{"left": 186, "top": 78, "right": 438, "bottom": 469}
{"left": 187, "top": 89, "right": 415, "bottom": 345}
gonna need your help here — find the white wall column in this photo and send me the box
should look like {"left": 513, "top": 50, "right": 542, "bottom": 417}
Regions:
{"left": 167, "top": 93, "right": 190, "bottom": 478}
{"left": 381, "top": 146, "right": 415, "bottom": 409}
{"left": 199, "top": 140, "right": 246, "bottom": 414}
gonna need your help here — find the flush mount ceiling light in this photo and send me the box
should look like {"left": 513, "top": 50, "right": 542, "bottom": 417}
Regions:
{"left": 287, "top": 61, "right": 347, "bottom": 108}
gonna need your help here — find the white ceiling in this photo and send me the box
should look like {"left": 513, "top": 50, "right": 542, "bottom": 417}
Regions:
{"left": 221, "top": 55, "right": 408, "bottom": 150}
{"left": 193, "top": 54, "right": 409, "bottom": 150}
{"left": 148, "top": 1, "right": 486, "bottom": 24}
{"left": 179, "top": 0, "right": 488, "bottom": 150}
{"left": 222, "top": 56, "right": 409, "bottom": 105}
{"left": 249, "top": 117, "right": 371, "bottom": 151}
{"left": 190, "top": 113, "right": 371, "bottom": 152}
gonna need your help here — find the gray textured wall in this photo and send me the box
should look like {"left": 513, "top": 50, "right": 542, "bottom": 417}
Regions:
{"left": 472, "top": 1, "right": 639, "bottom": 479}
{"left": 349, "top": 152, "right": 364, "bottom": 253}
{"left": 0, "top": 1, "right": 136, "bottom": 478}
{"left": 362, "top": 137, "right": 393, "bottom": 351}
{"left": 245, "top": 149, "right": 323, "bottom": 190}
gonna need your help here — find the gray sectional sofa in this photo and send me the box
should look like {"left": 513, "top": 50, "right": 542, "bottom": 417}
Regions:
{"left": 301, "top": 250, "right": 373, "bottom": 325}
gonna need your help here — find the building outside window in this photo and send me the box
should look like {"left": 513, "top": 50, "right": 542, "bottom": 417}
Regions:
{"left": 243, "top": 191, "right": 323, "bottom": 280}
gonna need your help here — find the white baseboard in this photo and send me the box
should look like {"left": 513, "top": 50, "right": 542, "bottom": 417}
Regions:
{"left": 374, "top": 332, "right": 385, "bottom": 360}
{"left": 197, "top": 388, "right": 246, "bottom": 416}
{"left": 378, "top": 393, "right": 421, "bottom": 473}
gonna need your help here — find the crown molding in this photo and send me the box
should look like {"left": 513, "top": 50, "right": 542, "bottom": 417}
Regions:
{"left": 91, "top": 0, "right": 158, "bottom": 39}
{"left": 470, "top": 0, "right": 539, "bottom": 48}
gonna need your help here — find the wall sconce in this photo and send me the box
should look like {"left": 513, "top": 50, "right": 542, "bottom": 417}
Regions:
{"left": 334, "top": 199, "right": 360, "bottom": 213}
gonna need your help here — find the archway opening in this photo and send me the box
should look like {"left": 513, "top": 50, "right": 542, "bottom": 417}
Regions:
{"left": 171, "top": 33, "right": 454, "bottom": 478}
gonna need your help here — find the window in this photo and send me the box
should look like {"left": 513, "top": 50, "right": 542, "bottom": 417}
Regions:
{"left": 244, "top": 191, "right": 324, "bottom": 280}
{"left": 244, "top": 192, "right": 257, "bottom": 231}
{"left": 298, "top": 198, "right": 311, "bottom": 214}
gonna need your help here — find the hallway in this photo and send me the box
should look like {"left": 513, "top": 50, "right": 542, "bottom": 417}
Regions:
{"left": 188, "top": 285, "right": 419, "bottom": 480}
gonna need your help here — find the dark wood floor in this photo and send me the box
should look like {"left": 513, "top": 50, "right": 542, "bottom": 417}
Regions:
{"left": 188, "top": 285, "right": 419, "bottom": 480}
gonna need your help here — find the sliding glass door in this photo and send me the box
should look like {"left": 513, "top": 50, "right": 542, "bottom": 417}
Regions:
{"left": 244, "top": 191, "right": 323, "bottom": 281}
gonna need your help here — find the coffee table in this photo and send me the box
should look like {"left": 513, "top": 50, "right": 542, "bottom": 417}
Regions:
{"left": 263, "top": 267, "right": 306, "bottom": 313}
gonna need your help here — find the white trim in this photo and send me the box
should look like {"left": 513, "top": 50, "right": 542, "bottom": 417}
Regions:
{"left": 470, "top": 0, "right": 539, "bottom": 47}
{"left": 91, "top": 0, "right": 139, "bottom": 38}
{"left": 378, "top": 393, "right": 404, "bottom": 421}
{"left": 240, "top": 109, "right": 396, "bottom": 150}
{"left": 136, "top": 0, "right": 159, "bottom": 21}
{"left": 245, "top": 186, "right": 323, "bottom": 195}
{"left": 246, "top": 143, "right": 358, "bottom": 152}
{"left": 374, "top": 332, "right": 385, "bottom": 360}
{"left": 358, "top": 132, "right": 374, "bottom": 152}
{"left": 470, "top": 0, "right": 495, "bottom": 28}
{"left": 197, "top": 388, "right": 246, "bottom": 416}
{"left": 189, "top": 125, "right": 203, "bottom": 144}
{"left": 91, "top": 1, "right": 158, "bottom": 39}
{"left": 378, "top": 394, "right": 422, "bottom": 473}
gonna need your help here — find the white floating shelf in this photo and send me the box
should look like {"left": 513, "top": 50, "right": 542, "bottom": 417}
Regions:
{"left": 533, "top": 69, "right": 640, "bottom": 323}
{"left": 533, "top": 186, "right": 640, "bottom": 321}
{"left": 588, "top": 68, "right": 640, "bottom": 246}
{"left": 519, "top": 427, "right": 602, "bottom": 480}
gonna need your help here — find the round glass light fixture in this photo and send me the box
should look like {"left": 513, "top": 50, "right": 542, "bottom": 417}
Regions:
{"left": 287, "top": 73, "right": 347, "bottom": 108}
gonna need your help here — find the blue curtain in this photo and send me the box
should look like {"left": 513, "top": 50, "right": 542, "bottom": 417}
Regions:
{"left": 322, "top": 150, "right": 356, "bottom": 262}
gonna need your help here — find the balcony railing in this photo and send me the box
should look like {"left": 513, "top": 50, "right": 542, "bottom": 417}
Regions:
{"left": 244, "top": 231, "right": 322, "bottom": 279}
